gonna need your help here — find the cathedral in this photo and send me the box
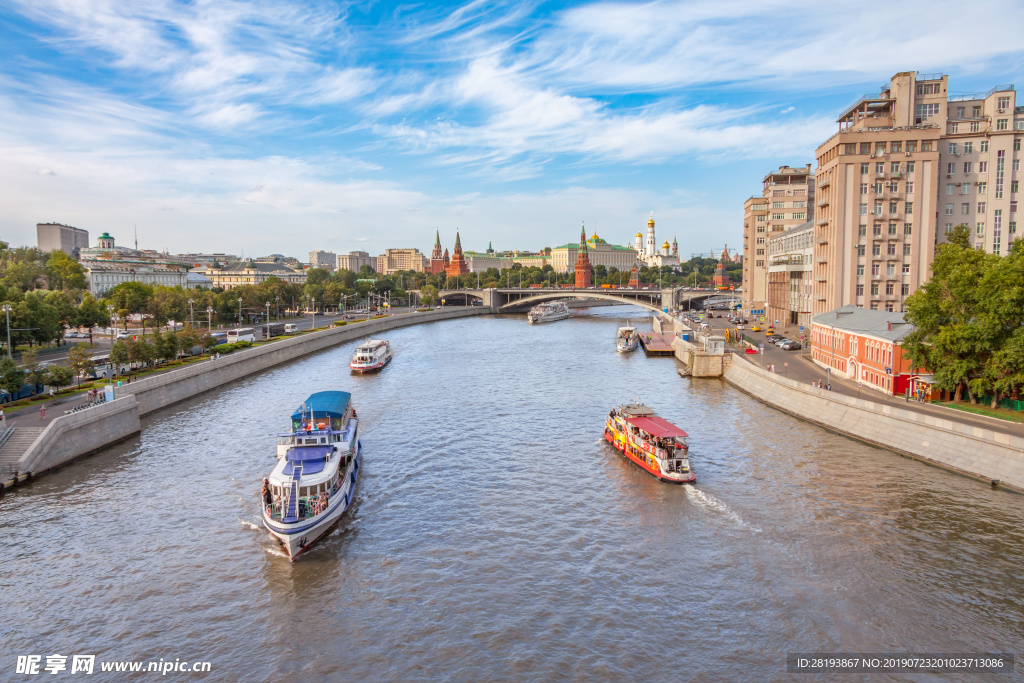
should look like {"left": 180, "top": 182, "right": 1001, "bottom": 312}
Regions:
{"left": 633, "top": 213, "right": 680, "bottom": 269}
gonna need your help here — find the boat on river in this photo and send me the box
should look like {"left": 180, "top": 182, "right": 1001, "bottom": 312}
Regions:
{"left": 261, "top": 391, "right": 361, "bottom": 560}
{"left": 527, "top": 300, "right": 570, "bottom": 324}
{"left": 349, "top": 339, "right": 392, "bottom": 373}
{"left": 616, "top": 325, "right": 638, "bottom": 353}
{"left": 603, "top": 403, "right": 694, "bottom": 483}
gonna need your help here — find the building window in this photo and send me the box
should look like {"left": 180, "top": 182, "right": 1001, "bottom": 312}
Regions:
{"left": 906, "top": 182, "right": 914, "bottom": 194}
{"left": 886, "top": 282, "right": 895, "bottom": 295}
{"left": 856, "top": 284, "right": 864, "bottom": 295}
{"left": 872, "top": 244, "right": 881, "bottom": 256}
{"left": 922, "top": 141, "right": 933, "bottom": 152}
{"left": 902, "top": 263, "right": 910, "bottom": 274}
{"left": 977, "top": 222, "right": 985, "bottom": 235}
{"left": 994, "top": 209, "right": 1003, "bottom": 252}
{"left": 858, "top": 225, "right": 867, "bottom": 238}
{"left": 906, "top": 141, "right": 917, "bottom": 153}
{"left": 889, "top": 201, "right": 898, "bottom": 214}
{"left": 949, "top": 143, "right": 958, "bottom": 154}
{"left": 874, "top": 182, "right": 883, "bottom": 193}
{"left": 891, "top": 161, "right": 900, "bottom": 173}
{"left": 947, "top": 163, "right": 956, "bottom": 175}
{"left": 961, "top": 184, "right": 971, "bottom": 195}
{"left": 904, "top": 223, "right": 912, "bottom": 235}
{"left": 1016, "top": 160, "right": 1021, "bottom": 172}
{"left": 860, "top": 183, "right": 868, "bottom": 195}
{"left": 997, "top": 119, "right": 1008, "bottom": 131}
{"left": 905, "top": 202, "right": 913, "bottom": 214}
{"left": 946, "top": 183, "right": 955, "bottom": 195}
{"left": 871, "top": 283, "right": 879, "bottom": 295}
{"left": 945, "top": 223, "right": 953, "bottom": 233}
{"left": 980, "top": 140, "right": 989, "bottom": 153}
{"left": 860, "top": 142, "right": 871, "bottom": 155}
{"left": 978, "top": 202, "right": 986, "bottom": 213}
{"left": 916, "top": 103, "right": 940, "bottom": 119}
{"left": 998, "top": 96, "right": 1011, "bottom": 110}
{"left": 962, "top": 203, "right": 970, "bottom": 215}
{"left": 873, "top": 225, "right": 882, "bottom": 237}
{"left": 887, "top": 263, "right": 896, "bottom": 275}
{"left": 1010, "top": 222, "right": 1017, "bottom": 235}
{"left": 1016, "top": 139, "right": 1022, "bottom": 152}
{"left": 903, "top": 243, "right": 911, "bottom": 256}
{"left": 887, "top": 243, "right": 897, "bottom": 257}
{"left": 772, "top": 202, "right": 785, "bottom": 208}
{"left": 857, "top": 245, "right": 865, "bottom": 256}
{"left": 950, "top": 123, "right": 959, "bottom": 134}
{"left": 859, "top": 203, "right": 867, "bottom": 215}
{"left": 857, "top": 264, "right": 864, "bottom": 276}
{"left": 876, "top": 142, "right": 887, "bottom": 154}
{"left": 964, "top": 142, "right": 973, "bottom": 153}
{"left": 861, "top": 162, "right": 869, "bottom": 174}
{"left": 845, "top": 143, "right": 857, "bottom": 155}
{"left": 978, "top": 182, "right": 987, "bottom": 194}
{"left": 996, "top": 150, "right": 1005, "bottom": 199}
{"left": 1013, "top": 180, "right": 1019, "bottom": 194}
{"left": 945, "top": 204, "right": 954, "bottom": 215}
{"left": 963, "top": 162, "right": 972, "bottom": 174}
{"left": 891, "top": 141, "right": 902, "bottom": 153}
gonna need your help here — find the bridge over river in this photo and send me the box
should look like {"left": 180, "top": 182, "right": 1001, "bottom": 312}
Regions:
{"left": 433, "top": 287, "right": 741, "bottom": 312}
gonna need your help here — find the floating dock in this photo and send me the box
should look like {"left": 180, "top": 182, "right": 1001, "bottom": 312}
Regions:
{"left": 639, "top": 333, "right": 675, "bottom": 357}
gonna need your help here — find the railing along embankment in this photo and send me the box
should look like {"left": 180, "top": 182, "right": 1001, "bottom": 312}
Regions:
{"left": 723, "top": 354, "right": 1024, "bottom": 491}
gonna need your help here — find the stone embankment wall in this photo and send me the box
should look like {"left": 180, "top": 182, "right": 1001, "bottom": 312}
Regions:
{"left": 723, "top": 354, "right": 1024, "bottom": 491}
{"left": 20, "top": 396, "right": 141, "bottom": 475}
{"left": 19, "top": 308, "right": 485, "bottom": 476}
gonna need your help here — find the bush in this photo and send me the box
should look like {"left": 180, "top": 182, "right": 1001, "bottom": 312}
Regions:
{"left": 333, "top": 321, "right": 347, "bottom": 327}
{"left": 235, "top": 340, "right": 253, "bottom": 349}
{"left": 212, "top": 343, "right": 236, "bottom": 354}
{"left": 416, "top": 308, "right": 434, "bottom": 312}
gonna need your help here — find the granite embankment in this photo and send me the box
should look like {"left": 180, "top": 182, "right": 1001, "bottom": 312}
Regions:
{"left": 723, "top": 354, "right": 1024, "bottom": 491}
{"left": 15, "top": 308, "right": 486, "bottom": 478}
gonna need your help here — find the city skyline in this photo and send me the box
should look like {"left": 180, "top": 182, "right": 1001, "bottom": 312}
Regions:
{"left": 2, "top": 0, "right": 1024, "bottom": 257}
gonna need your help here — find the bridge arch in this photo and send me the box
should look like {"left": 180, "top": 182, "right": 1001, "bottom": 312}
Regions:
{"left": 497, "top": 291, "right": 665, "bottom": 315}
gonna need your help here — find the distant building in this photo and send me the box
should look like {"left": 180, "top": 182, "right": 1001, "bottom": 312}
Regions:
{"left": 186, "top": 271, "right": 213, "bottom": 289}
{"left": 551, "top": 229, "right": 636, "bottom": 274}
{"left": 194, "top": 259, "right": 307, "bottom": 289}
{"left": 309, "top": 250, "right": 336, "bottom": 272}
{"left": 37, "top": 223, "right": 89, "bottom": 256}
{"left": 712, "top": 245, "right": 732, "bottom": 290}
{"left": 428, "top": 231, "right": 446, "bottom": 274}
{"left": 376, "top": 248, "right": 427, "bottom": 275}
{"left": 336, "top": 251, "right": 377, "bottom": 272}
{"left": 83, "top": 259, "right": 188, "bottom": 296}
{"left": 633, "top": 214, "right": 680, "bottom": 269}
{"left": 79, "top": 232, "right": 138, "bottom": 261}
{"left": 811, "top": 305, "right": 916, "bottom": 396}
{"left": 170, "top": 252, "right": 238, "bottom": 267}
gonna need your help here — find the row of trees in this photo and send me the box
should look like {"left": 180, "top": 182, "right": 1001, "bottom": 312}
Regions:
{"left": 903, "top": 225, "right": 1024, "bottom": 406}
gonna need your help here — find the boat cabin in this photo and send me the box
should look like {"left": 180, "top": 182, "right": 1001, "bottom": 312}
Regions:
{"left": 277, "top": 390, "right": 356, "bottom": 451}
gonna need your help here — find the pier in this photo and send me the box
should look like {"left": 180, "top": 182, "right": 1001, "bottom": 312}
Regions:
{"left": 638, "top": 332, "right": 675, "bottom": 356}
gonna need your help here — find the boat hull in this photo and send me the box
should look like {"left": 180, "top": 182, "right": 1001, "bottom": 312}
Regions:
{"left": 350, "top": 354, "right": 392, "bottom": 373}
{"left": 262, "top": 442, "right": 362, "bottom": 560}
{"left": 527, "top": 312, "right": 570, "bottom": 324}
{"left": 604, "top": 426, "right": 695, "bottom": 484}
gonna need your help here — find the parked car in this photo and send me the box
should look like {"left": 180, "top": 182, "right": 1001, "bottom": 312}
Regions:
{"left": 736, "top": 324, "right": 745, "bottom": 330}
{"left": 115, "top": 331, "right": 130, "bottom": 339}
{"left": 781, "top": 340, "right": 802, "bottom": 350}
{"left": 774, "top": 338, "right": 792, "bottom": 347}
{"left": 767, "top": 334, "right": 782, "bottom": 342}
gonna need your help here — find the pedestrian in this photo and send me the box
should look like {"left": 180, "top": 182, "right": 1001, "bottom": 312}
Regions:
{"left": 826, "top": 383, "right": 832, "bottom": 391}
{"left": 49, "top": 388, "right": 54, "bottom": 398}
{"left": 0, "top": 407, "right": 5, "bottom": 427}
{"left": 40, "top": 404, "right": 46, "bottom": 420}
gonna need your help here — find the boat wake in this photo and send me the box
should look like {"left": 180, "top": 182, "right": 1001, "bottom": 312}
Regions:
{"left": 685, "top": 488, "right": 761, "bottom": 533}
{"left": 239, "top": 519, "right": 261, "bottom": 531}
{"left": 263, "top": 547, "right": 289, "bottom": 559}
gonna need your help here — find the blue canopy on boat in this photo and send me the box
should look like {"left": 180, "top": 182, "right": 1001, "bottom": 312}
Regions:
{"left": 285, "top": 445, "right": 333, "bottom": 462}
{"left": 291, "top": 391, "right": 350, "bottom": 422}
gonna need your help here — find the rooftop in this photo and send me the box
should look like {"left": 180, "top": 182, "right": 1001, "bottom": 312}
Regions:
{"left": 812, "top": 305, "right": 915, "bottom": 342}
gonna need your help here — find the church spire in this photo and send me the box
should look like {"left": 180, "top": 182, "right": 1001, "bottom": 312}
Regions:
{"left": 435, "top": 229, "right": 441, "bottom": 247}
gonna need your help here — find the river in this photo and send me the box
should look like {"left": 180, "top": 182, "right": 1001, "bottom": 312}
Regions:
{"left": 3, "top": 309, "right": 1023, "bottom": 681}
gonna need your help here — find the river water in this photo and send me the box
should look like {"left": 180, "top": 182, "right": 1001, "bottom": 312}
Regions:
{"left": 4, "top": 309, "right": 1024, "bottom": 681}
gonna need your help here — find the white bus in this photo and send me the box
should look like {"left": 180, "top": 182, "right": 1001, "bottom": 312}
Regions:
{"left": 284, "top": 323, "right": 298, "bottom": 333}
{"left": 86, "top": 354, "right": 131, "bottom": 380}
{"left": 228, "top": 327, "right": 256, "bottom": 343}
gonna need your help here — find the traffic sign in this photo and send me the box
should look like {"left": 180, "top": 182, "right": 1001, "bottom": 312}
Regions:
{"left": 759, "top": 343, "right": 765, "bottom": 349}
{"left": 784, "top": 362, "right": 788, "bottom": 367}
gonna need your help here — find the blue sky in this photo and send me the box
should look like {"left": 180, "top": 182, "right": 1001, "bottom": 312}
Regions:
{"left": 2, "top": 0, "right": 1023, "bottom": 261}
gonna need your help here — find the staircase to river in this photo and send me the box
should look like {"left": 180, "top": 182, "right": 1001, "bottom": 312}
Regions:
{"left": 0, "top": 427, "right": 45, "bottom": 474}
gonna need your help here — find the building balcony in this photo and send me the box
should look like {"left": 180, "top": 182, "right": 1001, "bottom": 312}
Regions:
{"left": 818, "top": 178, "right": 830, "bottom": 190}
{"left": 816, "top": 235, "right": 828, "bottom": 244}
{"left": 817, "top": 218, "right": 829, "bottom": 226}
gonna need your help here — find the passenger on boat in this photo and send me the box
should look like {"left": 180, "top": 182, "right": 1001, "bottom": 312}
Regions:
{"left": 261, "top": 478, "right": 272, "bottom": 506}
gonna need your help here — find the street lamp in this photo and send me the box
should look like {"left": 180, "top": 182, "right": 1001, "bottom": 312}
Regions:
{"left": 188, "top": 298, "right": 195, "bottom": 328}
{"left": 206, "top": 306, "right": 213, "bottom": 332}
{"left": 311, "top": 297, "right": 316, "bottom": 328}
{"left": 1, "top": 304, "right": 11, "bottom": 358}
{"left": 106, "top": 304, "right": 115, "bottom": 348}
{"left": 275, "top": 295, "right": 280, "bottom": 321}
{"left": 237, "top": 297, "right": 243, "bottom": 326}
{"left": 265, "top": 301, "right": 271, "bottom": 339}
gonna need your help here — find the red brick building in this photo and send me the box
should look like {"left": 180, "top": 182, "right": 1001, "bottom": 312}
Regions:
{"left": 428, "top": 230, "right": 445, "bottom": 274}
{"left": 574, "top": 223, "right": 592, "bottom": 288}
{"left": 445, "top": 230, "right": 469, "bottom": 277}
{"left": 810, "top": 305, "right": 916, "bottom": 396}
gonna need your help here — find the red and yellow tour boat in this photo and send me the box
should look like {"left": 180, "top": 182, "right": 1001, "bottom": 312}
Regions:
{"left": 604, "top": 403, "right": 695, "bottom": 483}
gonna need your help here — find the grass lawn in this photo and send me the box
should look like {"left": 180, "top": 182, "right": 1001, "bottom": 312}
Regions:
{"left": 932, "top": 401, "right": 1024, "bottom": 424}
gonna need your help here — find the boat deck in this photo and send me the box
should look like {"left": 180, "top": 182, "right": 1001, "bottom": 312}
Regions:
{"left": 639, "top": 333, "right": 675, "bottom": 357}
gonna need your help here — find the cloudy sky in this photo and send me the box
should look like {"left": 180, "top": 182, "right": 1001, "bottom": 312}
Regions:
{"left": 2, "top": 0, "right": 1023, "bottom": 260}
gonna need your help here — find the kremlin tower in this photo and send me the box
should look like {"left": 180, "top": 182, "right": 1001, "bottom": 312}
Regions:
{"left": 574, "top": 222, "right": 592, "bottom": 288}
{"left": 712, "top": 244, "right": 732, "bottom": 290}
{"left": 445, "top": 230, "right": 469, "bottom": 277}
{"left": 429, "top": 229, "right": 445, "bottom": 274}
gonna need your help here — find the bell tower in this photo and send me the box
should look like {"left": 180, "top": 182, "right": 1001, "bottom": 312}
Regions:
{"left": 645, "top": 212, "right": 656, "bottom": 257}
{"left": 574, "top": 221, "right": 592, "bottom": 288}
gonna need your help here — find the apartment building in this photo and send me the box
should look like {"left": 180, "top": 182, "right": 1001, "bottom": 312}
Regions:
{"left": 336, "top": 251, "right": 377, "bottom": 272}
{"left": 376, "top": 248, "right": 427, "bottom": 275}
{"left": 83, "top": 260, "right": 188, "bottom": 296}
{"left": 742, "top": 165, "right": 814, "bottom": 316}
{"left": 810, "top": 305, "right": 915, "bottom": 396}
{"left": 812, "top": 72, "right": 945, "bottom": 316}
{"left": 36, "top": 222, "right": 89, "bottom": 256}
{"left": 765, "top": 221, "right": 814, "bottom": 328}
{"left": 938, "top": 87, "right": 1023, "bottom": 255}
{"left": 308, "top": 250, "right": 336, "bottom": 272}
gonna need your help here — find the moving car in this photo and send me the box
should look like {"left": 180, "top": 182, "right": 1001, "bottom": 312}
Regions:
{"left": 751, "top": 325, "right": 761, "bottom": 332}
{"left": 780, "top": 340, "right": 802, "bottom": 350}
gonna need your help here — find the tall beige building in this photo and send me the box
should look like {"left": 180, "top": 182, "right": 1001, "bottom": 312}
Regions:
{"left": 742, "top": 165, "right": 814, "bottom": 315}
{"left": 812, "top": 72, "right": 945, "bottom": 316}
{"left": 376, "top": 248, "right": 427, "bottom": 274}
{"left": 938, "top": 86, "right": 1023, "bottom": 254}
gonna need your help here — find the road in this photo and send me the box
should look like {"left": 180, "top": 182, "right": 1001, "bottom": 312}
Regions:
{"left": 683, "top": 310, "right": 1024, "bottom": 439}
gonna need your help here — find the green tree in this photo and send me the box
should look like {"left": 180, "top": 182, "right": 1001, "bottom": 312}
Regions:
{"left": 109, "top": 340, "right": 129, "bottom": 376}
{"left": 19, "top": 347, "right": 43, "bottom": 386}
{"left": 157, "top": 330, "right": 179, "bottom": 362}
{"left": 45, "top": 365, "right": 74, "bottom": 391}
{"left": 45, "top": 251, "right": 87, "bottom": 291}
{"left": 178, "top": 326, "right": 198, "bottom": 357}
{"left": 420, "top": 284, "right": 439, "bottom": 307}
{"left": 65, "top": 346, "right": 96, "bottom": 387}
{"left": 0, "top": 356, "right": 23, "bottom": 395}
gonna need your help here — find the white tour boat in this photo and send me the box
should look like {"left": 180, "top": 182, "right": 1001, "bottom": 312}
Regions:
{"left": 616, "top": 325, "right": 639, "bottom": 353}
{"left": 349, "top": 339, "right": 392, "bottom": 373}
{"left": 261, "top": 391, "right": 361, "bottom": 561}
{"left": 527, "top": 300, "right": 570, "bottom": 324}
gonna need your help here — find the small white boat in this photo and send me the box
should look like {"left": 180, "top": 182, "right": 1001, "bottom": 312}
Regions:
{"left": 616, "top": 325, "right": 638, "bottom": 353}
{"left": 527, "top": 300, "right": 570, "bottom": 324}
{"left": 261, "top": 391, "right": 360, "bottom": 561}
{"left": 349, "top": 339, "right": 392, "bottom": 373}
